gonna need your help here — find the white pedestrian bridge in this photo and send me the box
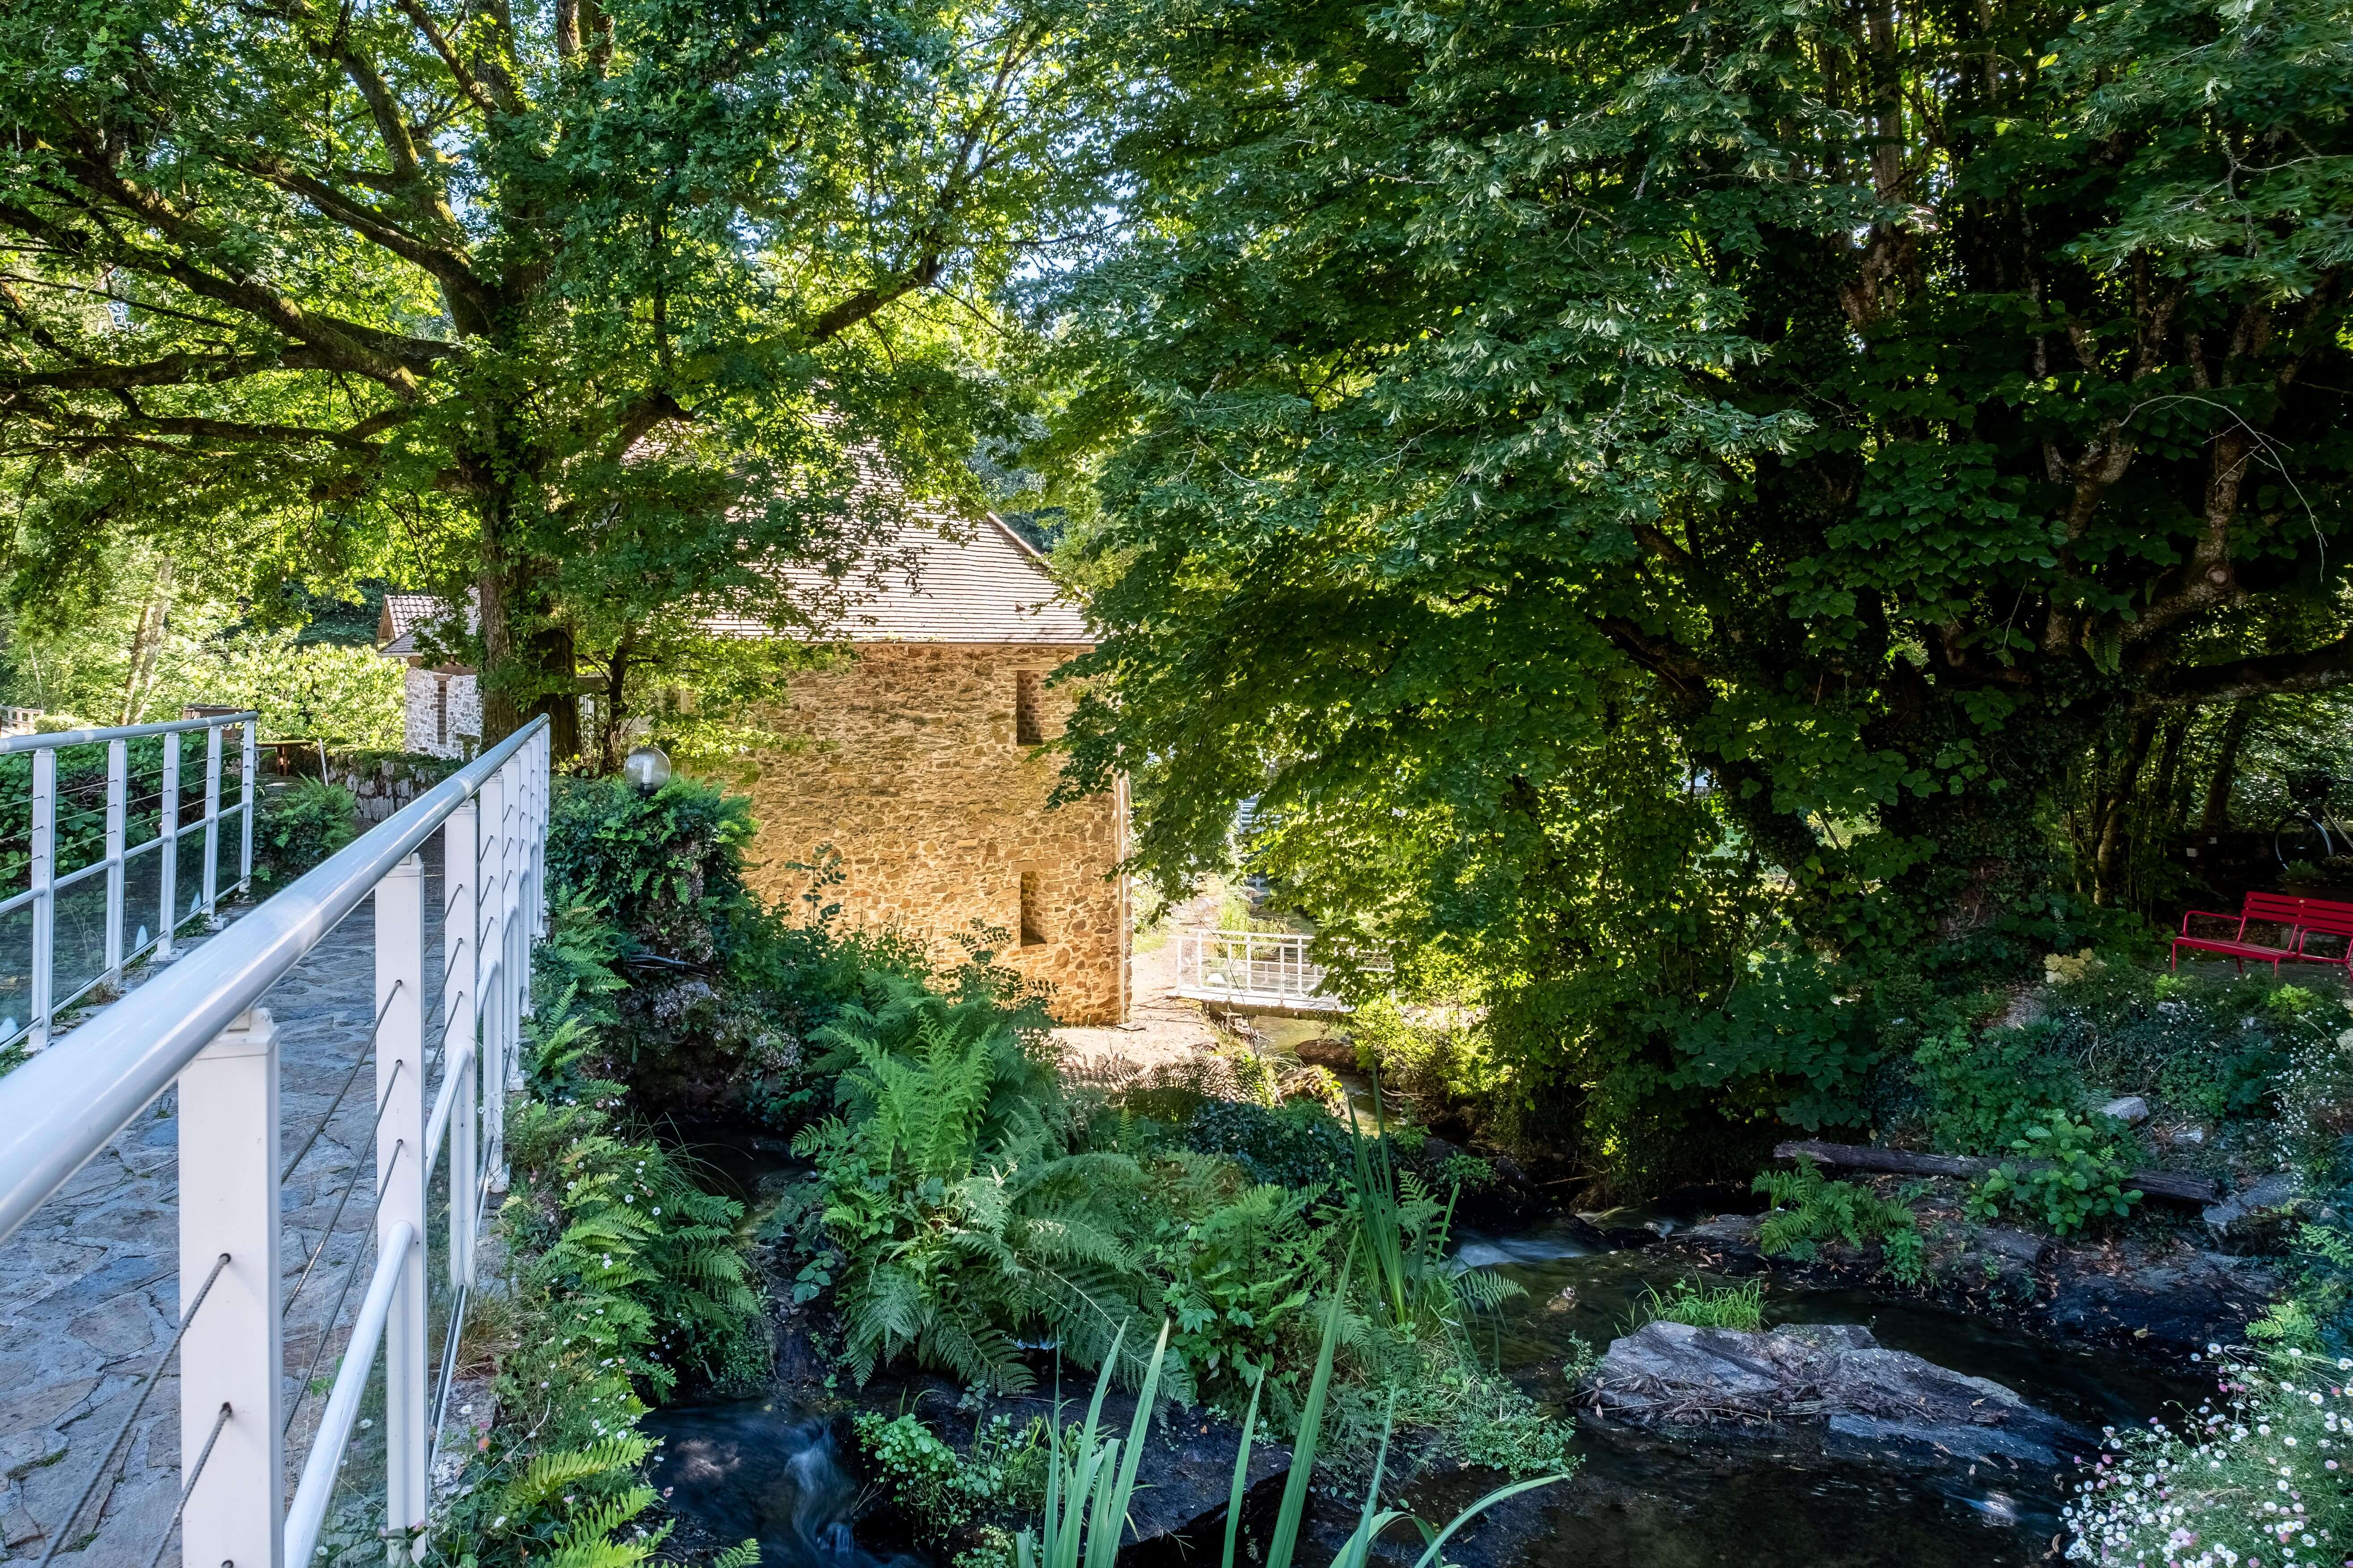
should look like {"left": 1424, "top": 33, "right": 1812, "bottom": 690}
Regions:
{"left": 1172, "top": 927, "right": 1381, "bottom": 1013}
{"left": 0, "top": 712, "right": 549, "bottom": 1566}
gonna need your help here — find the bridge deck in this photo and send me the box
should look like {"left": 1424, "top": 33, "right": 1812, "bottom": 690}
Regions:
{"left": 0, "top": 851, "right": 450, "bottom": 1561}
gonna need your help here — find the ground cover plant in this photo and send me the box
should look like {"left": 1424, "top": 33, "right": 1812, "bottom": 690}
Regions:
{"left": 1752, "top": 1157, "right": 1927, "bottom": 1285}
{"left": 1633, "top": 1278, "right": 1768, "bottom": 1334}
{"left": 428, "top": 931, "right": 766, "bottom": 1567}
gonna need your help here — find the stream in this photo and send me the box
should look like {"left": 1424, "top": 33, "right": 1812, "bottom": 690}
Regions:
{"left": 646, "top": 1125, "right": 2206, "bottom": 1568}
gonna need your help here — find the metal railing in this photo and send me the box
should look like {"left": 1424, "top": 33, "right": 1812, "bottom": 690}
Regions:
{"left": 0, "top": 710, "right": 258, "bottom": 1051}
{"left": 0, "top": 714, "right": 549, "bottom": 1567}
{"left": 1173, "top": 927, "right": 1359, "bottom": 1012}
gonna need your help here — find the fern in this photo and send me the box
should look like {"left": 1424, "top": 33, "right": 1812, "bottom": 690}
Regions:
{"left": 1752, "top": 1156, "right": 1923, "bottom": 1283}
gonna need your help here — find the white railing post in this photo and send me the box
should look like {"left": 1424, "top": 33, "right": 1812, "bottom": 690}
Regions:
{"left": 240, "top": 720, "right": 257, "bottom": 894}
{"left": 478, "top": 765, "right": 508, "bottom": 1193}
{"left": 28, "top": 748, "right": 52, "bottom": 1052}
{"left": 377, "top": 854, "right": 427, "bottom": 1560}
{"left": 178, "top": 1006, "right": 284, "bottom": 1568}
{"left": 503, "top": 761, "right": 523, "bottom": 1092}
{"left": 443, "top": 799, "right": 478, "bottom": 1290}
{"left": 158, "top": 733, "right": 180, "bottom": 959}
{"left": 103, "top": 737, "right": 126, "bottom": 987}
{"left": 202, "top": 722, "right": 223, "bottom": 917}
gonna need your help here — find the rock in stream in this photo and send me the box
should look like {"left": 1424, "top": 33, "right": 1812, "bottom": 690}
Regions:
{"left": 1580, "top": 1321, "right": 2092, "bottom": 1471}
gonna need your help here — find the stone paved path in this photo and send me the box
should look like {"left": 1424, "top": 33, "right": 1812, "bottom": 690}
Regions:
{"left": 0, "top": 851, "right": 453, "bottom": 1563}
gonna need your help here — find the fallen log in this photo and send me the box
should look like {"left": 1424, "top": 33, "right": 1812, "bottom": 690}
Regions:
{"left": 1772, "top": 1138, "right": 2219, "bottom": 1206}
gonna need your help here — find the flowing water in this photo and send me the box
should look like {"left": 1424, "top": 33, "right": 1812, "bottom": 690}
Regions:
{"left": 649, "top": 1125, "right": 2207, "bottom": 1568}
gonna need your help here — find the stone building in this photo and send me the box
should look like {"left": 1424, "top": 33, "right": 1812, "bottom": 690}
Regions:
{"left": 377, "top": 519, "right": 1129, "bottom": 1025}
{"left": 377, "top": 593, "right": 482, "bottom": 760}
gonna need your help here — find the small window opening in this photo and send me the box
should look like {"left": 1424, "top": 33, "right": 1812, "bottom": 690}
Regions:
{"left": 1015, "top": 671, "right": 1044, "bottom": 747}
{"left": 1019, "top": 871, "right": 1047, "bottom": 947}
{"left": 435, "top": 675, "right": 449, "bottom": 748}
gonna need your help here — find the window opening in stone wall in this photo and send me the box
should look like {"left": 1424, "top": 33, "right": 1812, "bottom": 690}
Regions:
{"left": 435, "top": 675, "right": 449, "bottom": 748}
{"left": 1015, "top": 670, "right": 1043, "bottom": 746}
{"left": 1020, "top": 871, "right": 1046, "bottom": 947}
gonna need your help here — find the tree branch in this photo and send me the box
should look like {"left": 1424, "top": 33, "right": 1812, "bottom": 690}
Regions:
{"left": 2134, "top": 635, "right": 2353, "bottom": 710}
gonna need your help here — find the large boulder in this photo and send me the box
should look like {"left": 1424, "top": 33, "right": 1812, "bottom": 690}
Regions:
{"left": 1579, "top": 1321, "right": 2089, "bottom": 1470}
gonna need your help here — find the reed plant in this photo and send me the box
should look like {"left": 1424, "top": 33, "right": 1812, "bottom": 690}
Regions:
{"left": 1017, "top": 1249, "right": 1565, "bottom": 1568}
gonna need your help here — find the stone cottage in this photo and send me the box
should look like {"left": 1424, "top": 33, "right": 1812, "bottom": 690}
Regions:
{"left": 377, "top": 593, "right": 482, "bottom": 760}
{"left": 377, "top": 519, "right": 1129, "bottom": 1025}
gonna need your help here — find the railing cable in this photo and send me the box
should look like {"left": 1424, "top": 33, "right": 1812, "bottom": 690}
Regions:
{"left": 141, "top": 1400, "right": 233, "bottom": 1568}
{"left": 282, "top": 1140, "right": 406, "bottom": 1439}
{"left": 280, "top": 981, "right": 404, "bottom": 1184}
{"left": 34, "top": 1251, "right": 231, "bottom": 1568}
{"left": 283, "top": 1060, "right": 405, "bottom": 1314}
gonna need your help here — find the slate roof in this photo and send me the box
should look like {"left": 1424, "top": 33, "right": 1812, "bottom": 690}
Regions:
{"left": 377, "top": 592, "right": 475, "bottom": 659}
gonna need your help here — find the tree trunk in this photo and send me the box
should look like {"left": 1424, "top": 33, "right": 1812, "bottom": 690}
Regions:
{"left": 2093, "top": 712, "right": 2159, "bottom": 904}
{"left": 2199, "top": 698, "right": 2258, "bottom": 833}
{"left": 473, "top": 488, "right": 582, "bottom": 763}
{"left": 118, "top": 558, "right": 174, "bottom": 726}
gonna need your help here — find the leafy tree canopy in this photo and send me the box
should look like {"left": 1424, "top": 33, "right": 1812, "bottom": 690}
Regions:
{"left": 0, "top": 0, "right": 1110, "bottom": 753}
{"left": 1043, "top": 0, "right": 2353, "bottom": 1170}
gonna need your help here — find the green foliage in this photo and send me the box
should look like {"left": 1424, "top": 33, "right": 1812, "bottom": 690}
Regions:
{"left": 1631, "top": 1277, "right": 1765, "bottom": 1333}
{"left": 1909, "top": 1023, "right": 2086, "bottom": 1155}
{"left": 1178, "top": 1098, "right": 1356, "bottom": 1190}
{"left": 0, "top": 0, "right": 1116, "bottom": 745}
{"left": 546, "top": 777, "right": 759, "bottom": 966}
{"left": 1016, "top": 1296, "right": 1568, "bottom": 1568}
{"left": 539, "top": 780, "right": 931, "bottom": 1124}
{"left": 1966, "top": 1110, "right": 2142, "bottom": 1236}
{"left": 853, "top": 1412, "right": 1047, "bottom": 1540}
{"left": 253, "top": 779, "right": 358, "bottom": 887}
{"left": 791, "top": 974, "right": 1142, "bottom": 1393}
{"left": 1042, "top": 0, "right": 2353, "bottom": 1190}
{"left": 1670, "top": 947, "right": 1881, "bottom": 1132}
{"left": 431, "top": 1002, "right": 763, "bottom": 1566}
{"left": 2036, "top": 966, "right": 2319, "bottom": 1123}
{"left": 1128, "top": 1155, "right": 1324, "bottom": 1410}
{"left": 2064, "top": 1346, "right": 2353, "bottom": 1563}
{"left": 1347, "top": 995, "right": 1510, "bottom": 1113}
{"left": 1753, "top": 1156, "right": 1926, "bottom": 1286}
{"left": 1343, "top": 1087, "right": 1522, "bottom": 1336}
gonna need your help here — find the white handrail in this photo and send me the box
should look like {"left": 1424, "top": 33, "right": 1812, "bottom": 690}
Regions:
{"left": 284, "top": 1221, "right": 415, "bottom": 1567}
{"left": 0, "top": 714, "right": 549, "bottom": 1566}
{"left": 0, "top": 717, "right": 544, "bottom": 1244}
{"left": 2, "top": 708, "right": 258, "bottom": 1050}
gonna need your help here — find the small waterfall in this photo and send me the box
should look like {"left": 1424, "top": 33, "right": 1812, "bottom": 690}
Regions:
{"left": 646, "top": 1406, "right": 925, "bottom": 1568}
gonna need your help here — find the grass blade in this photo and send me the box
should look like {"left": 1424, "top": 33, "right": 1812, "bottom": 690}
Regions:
{"left": 1220, "top": 1370, "right": 1266, "bottom": 1568}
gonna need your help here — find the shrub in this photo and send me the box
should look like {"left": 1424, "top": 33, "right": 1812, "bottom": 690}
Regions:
{"left": 1753, "top": 1155, "right": 1926, "bottom": 1285}
{"left": 1967, "top": 1109, "right": 2141, "bottom": 1236}
{"left": 545, "top": 775, "right": 758, "bottom": 964}
{"left": 852, "top": 1412, "right": 1046, "bottom": 1540}
{"left": 1350, "top": 993, "right": 1509, "bottom": 1112}
{"left": 430, "top": 976, "right": 764, "bottom": 1568}
{"left": 1130, "top": 1155, "right": 1328, "bottom": 1411}
{"left": 1910, "top": 1020, "right": 2085, "bottom": 1154}
{"left": 791, "top": 974, "right": 1144, "bottom": 1392}
{"left": 1179, "top": 1098, "right": 1356, "bottom": 1189}
{"left": 1632, "top": 1277, "right": 1765, "bottom": 1332}
{"left": 541, "top": 782, "right": 931, "bottom": 1123}
{"left": 253, "top": 778, "right": 357, "bottom": 886}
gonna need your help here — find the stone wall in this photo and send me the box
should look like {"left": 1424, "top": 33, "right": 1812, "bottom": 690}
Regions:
{"left": 740, "top": 642, "right": 1129, "bottom": 1025}
{"left": 323, "top": 748, "right": 461, "bottom": 822}
{"left": 400, "top": 667, "right": 481, "bottom": 760}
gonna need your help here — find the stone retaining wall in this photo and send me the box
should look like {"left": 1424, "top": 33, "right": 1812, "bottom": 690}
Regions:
{"left": 323, "top": 749, "right": 462, "bottom": 822}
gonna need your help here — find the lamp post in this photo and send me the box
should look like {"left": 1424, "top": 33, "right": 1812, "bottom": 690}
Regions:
{"left": 622, "top": 744, "right": 671, "bottom": 796}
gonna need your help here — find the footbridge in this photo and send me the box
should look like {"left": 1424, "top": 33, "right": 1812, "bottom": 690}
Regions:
{"left": 0, "top": 712, "right": 549, "bottom": 1565}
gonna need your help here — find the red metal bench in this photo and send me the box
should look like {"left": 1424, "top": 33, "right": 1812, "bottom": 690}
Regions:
{"left": 2171, "top": 891, "right": 2353, "bottom": 976}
